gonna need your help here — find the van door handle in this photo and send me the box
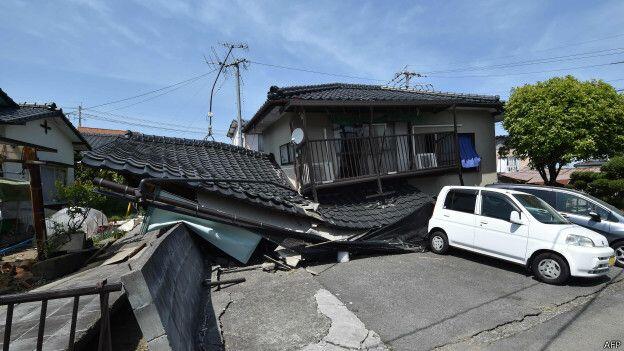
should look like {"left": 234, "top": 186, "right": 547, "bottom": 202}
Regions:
{"left": 443, "top": 214, "right": 450, "bottom": 217}
{"left": 480, "top": 220, "right": 488, "bottom": 225}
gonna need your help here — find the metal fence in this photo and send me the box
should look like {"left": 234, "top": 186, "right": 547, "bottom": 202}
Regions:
{"left": 296, "top": 132, "right": 457, "bottom": 188}
{"left": 0, "top": 280, "right": 123, "bottom": 351}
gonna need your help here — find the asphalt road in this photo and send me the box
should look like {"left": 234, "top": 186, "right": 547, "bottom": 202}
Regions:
{"left": 310, "top": 249, "right": 624, "bottom": 351}
{"left": 211, "top": 249, "right": 623, "bottom": 350}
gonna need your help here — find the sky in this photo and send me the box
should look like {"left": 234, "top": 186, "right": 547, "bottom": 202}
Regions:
{"left": 1, "top": 0, "right": 623, "bottom": 141}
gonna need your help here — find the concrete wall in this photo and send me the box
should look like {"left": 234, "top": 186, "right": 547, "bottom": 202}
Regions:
{"left": 255, "top": 107, "right": 498, "bottom": 195}
{"left": 121, "top": 224, "right": 214, "bottom": 351}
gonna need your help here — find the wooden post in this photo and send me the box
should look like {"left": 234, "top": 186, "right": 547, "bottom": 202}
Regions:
{"left": 23, "top": 147, "right": 47, "bottom": 260}
{"left": 452, "top": 104, "right": 464, "bottom": 186}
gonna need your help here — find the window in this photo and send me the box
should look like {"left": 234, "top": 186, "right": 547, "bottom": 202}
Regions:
{"left": 40, "top": 165, "right": 67, "bottom": 204}
{"left": 556, "top": 192, "right": 609, "bottom": 219}
{"left": 515, "top": 187, "right": 556, "bottom": 207}
{"left": 481, "top": 191, "right": 518, "bottom": 221}
{"left": 444, "top": 189, "right": 477, "bottom": 214}
{"left": 513, "top": 193, "right": 568, "bottom": 224}
{"left": 279, "top": 142, "right": 295, "bottom": 165}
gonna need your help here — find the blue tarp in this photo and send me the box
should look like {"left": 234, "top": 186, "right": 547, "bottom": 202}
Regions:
{"left": 459, "top": 134, "right": 481, "bottom": 168}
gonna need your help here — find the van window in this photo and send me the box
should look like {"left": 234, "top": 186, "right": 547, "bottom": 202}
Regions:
{"left": 556, "top": 192, "right": 609, "bottom": 218}
{"left": 444, "top": 189, "right": 477, "bottom": 214}
{"left": 481, "top": 191, "right": 518, "bottom": 221}
{"left": 516, "top": 188, "right": 556, "bottom": 207}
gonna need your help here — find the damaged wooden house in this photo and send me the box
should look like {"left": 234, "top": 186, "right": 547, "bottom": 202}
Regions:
{"left": 84, "top": 83, "right": 503, "bottom": 265}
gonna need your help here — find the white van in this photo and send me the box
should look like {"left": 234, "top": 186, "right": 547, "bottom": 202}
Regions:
{"left": 428, "top": 186, "right": 616, "bottom": 284}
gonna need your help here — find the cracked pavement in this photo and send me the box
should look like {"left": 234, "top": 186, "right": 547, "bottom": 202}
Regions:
{"left": 210, "top": 249, "right": 624, "bottom": 350}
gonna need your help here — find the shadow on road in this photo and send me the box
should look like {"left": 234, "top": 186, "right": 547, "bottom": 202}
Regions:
{"left": 447, "top": 248, "right": 613, "bottom": 287}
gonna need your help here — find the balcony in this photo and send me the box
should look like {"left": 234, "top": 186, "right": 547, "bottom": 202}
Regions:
{"left": 296, "top": 132, "right": 458, "bottom": 192}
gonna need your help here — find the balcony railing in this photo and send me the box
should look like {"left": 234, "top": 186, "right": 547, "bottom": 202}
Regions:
{"left": 296, "top": 132, "right": 458, "bottom": 190}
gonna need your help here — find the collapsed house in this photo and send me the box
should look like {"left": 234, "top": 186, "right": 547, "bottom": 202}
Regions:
{"left": 82, "top": 132, "right": 434, "bottom": 264}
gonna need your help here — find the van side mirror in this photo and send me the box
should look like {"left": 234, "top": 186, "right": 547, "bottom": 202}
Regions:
{"left": 588, "top": 211, "right": 601, "bottom": 222}
{"left": 510, "top": 211, "right": 523, "bottom": 225}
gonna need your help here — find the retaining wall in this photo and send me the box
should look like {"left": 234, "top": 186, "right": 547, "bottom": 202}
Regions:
{"left": 121, "top": 223, "right": 216, "bottom": 350}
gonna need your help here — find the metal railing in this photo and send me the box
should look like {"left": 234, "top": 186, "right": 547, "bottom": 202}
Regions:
{"left": 296, "top": 132, "right": 457, "bottom": 188}
{"left": 0, "top": 280, "right": 123, "bottom": 351}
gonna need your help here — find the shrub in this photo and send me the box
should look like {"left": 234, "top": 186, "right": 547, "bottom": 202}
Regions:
{"left": 601, "top": 156, "right": 624, "bottom": 180}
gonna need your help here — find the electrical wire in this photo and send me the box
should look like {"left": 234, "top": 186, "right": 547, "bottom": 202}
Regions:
{"left": 101, "top": 71, "right": 214, "bottom": 112}
{"left": 248, "top": 60, "right": 386, "bottom": 82}
{"left": 87, "top": 69, "right": 217, "bottom": 109}
{"left": 428, "top": 61, "right": 624, "bottom": 79}
{"left": 81, "top": 112, "right": 227, "bottom": 136}
{"left": 422, "top": 47, "right": 624, "bottom": 75}
{"left": 85, "top": 109, "right": 201, "bottom": 129}
{"left": 412, "top": 32, "right": 624, "bottom": 69}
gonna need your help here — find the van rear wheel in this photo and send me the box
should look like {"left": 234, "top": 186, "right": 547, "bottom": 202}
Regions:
{"left": 532, "top": 253, "right": 570, "bottom": 285}
{"left": 429, "top": 231, "right": 449, "bottom": 254}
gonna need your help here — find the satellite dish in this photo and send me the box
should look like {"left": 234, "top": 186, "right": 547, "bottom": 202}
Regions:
{"left": 291, "top": 128, "right": 304, "bottom": 145}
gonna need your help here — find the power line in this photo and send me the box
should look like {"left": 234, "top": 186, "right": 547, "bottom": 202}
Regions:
{"left": 422, "top": 47, "right": 624, "bottom": 75}
{"left": 85, "top": 108, "right": 201, "bottom": 129}
{"left": 101, "top": 70, "right": 215, "bottom": 112}
{"left": 249, "top": 60, "right": 386, "bottom": 82}
{"left": 428, "top": 60, "right": 624, "bottom": 79}
{"left": 87, "top": 70, "right": 217, "bottom": 109}
{"left": 82, "top": 112, "right": 228, "bottom": 135}
{"left": 412, "top": 32, "right": 624, "bottom": 69}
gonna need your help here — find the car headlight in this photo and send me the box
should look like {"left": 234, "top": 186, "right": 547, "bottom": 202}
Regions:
{"left": 565, "top": 234, "right": 595, "bottom": 247}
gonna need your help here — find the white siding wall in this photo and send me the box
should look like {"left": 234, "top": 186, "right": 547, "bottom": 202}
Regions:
{"left": 1, "top": 117, "right": 77, "bottom": 202}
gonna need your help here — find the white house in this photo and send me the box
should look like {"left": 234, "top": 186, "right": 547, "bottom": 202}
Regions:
{"left": 0, "top": 89, "right": 90, "bottom": 205}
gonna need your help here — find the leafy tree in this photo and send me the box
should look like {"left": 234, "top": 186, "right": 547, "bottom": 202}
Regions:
{"left": 504, "top": 76, "right": 624, "bottom": 185}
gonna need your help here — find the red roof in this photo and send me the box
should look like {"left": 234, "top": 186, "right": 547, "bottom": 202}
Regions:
{"left": 499, "top": 167, "right": 601, "bottom": 185}
{"left": 77, "top": 126, "right": 127, "bottom": 135}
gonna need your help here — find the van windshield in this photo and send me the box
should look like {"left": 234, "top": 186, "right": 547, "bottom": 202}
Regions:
{"left": 513, "top": 193, "right": 569, "bottom": 224}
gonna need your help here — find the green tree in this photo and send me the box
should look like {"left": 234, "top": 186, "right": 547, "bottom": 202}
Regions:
{"left": 503, "top": 76, "right": 624, "bottom": 185}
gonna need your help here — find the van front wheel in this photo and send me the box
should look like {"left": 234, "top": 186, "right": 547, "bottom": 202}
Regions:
{"left": 532, "top": 253, "right": 570, "bottom": 285}
{"left": 429, "top": 231, "right": 449, "bottom": 254}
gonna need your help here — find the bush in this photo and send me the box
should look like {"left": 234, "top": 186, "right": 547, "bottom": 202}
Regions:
{"left": 569, "top": 171, "right": 602, "bottom": 191}
{"left": 569, "top": 159, "right": 624, "bottom": 209}
{"left": 601, "top": 156, "right": 624, "bottom": 180}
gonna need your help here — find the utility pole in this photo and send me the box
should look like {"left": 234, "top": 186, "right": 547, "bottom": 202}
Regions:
{"left": 78, "top": 104, "right": 83, "bottom": 127}
{"left": 228, "top": 59, "right": 248, "bottom": 146}
{"left": 393, "top": 70, "right": 424, "bottom": 89}
{"left": 205, "top": 43, "right": 248, "bottom": 142}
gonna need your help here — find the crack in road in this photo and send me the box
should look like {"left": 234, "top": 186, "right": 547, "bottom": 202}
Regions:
{"left": 433, "top": 274, "right": 624, "bottom": 350}
{"left": 217, "top": 293, "right": 234, "bottom": 350}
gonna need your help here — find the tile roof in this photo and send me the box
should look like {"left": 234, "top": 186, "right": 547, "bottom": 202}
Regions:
{"left": 498, "top": 167, "right": 601, "bottom": 185}
{"left": 0, "top": 104, "right": 63, "bottom": 124}
{"left": 245, "top": 83, "right": 503, "bottom": 133}
{"left": 0, "top": 89, "right": 90, "bottom": 149}
{"left": 82, "top": 131, "right": 434, "bottom": 230}
{"left": 81, "top": 132, "right": 311, "bottom": 215}
{"left": 0, "top": 88, "right": 18, "bottom": 108}
{"left": 78, "top": 126, "right": 128, "bottom": 135}
{"left": 316, "top": 183, "right": 433, "bottom": 229}
{"left": 78, "top": 127, "right": 128, "bottom": 150}
{"left": 267, "top": 83, "right": 502, "bottom": 104}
